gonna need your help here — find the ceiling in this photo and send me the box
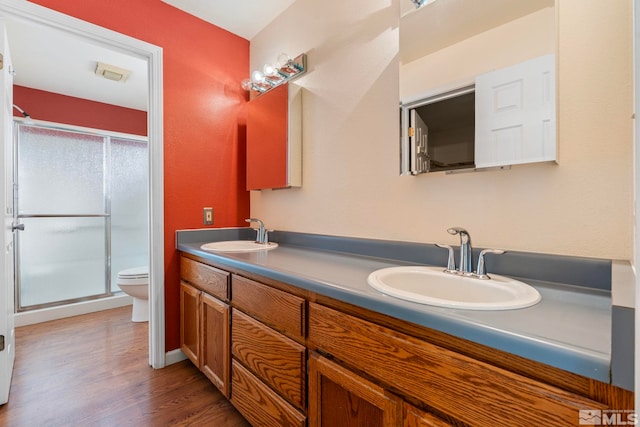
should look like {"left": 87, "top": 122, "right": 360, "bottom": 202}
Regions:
{"left": 6, "top": 0, "right": 553, "bottom": 113}
{"left": 160, "top": 0, "right": 298, "bottom": 41}
{"left": 5, "top": 17, "right": 148, "bottom": 112}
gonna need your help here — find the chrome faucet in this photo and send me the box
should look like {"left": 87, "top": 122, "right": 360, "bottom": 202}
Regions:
{"left": 245, "top": 218, "right": 269, "bottom": 244}
{"left": 447, "top": 227, "right": 473, "bottom": 274}
{"left": 436, "top": 227, "right": 506, "bottom": 279}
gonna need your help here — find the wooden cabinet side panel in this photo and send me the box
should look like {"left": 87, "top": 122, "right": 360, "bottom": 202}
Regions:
{"left": 231, "top": 360, "right": 306, "bottom": 427}
{"left": 232, "top": 275, "right": 305, "bottom": 340}
{"left": 232, "top": 309, "right": 306, "bottom": 409}
{"left": 201, "top": 293, "right": 230, "bottom": 398}
{"left": 179, "top": 281, "right": 200, "bottom": 367}
{"left": 181, "top": 256, "right": 230, "bottom": 301}
{"left": 308, "top": 303, "right": 606, "bottom": 427}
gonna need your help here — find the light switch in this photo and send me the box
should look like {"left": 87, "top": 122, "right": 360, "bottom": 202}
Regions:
{"left": 203, "top": 207, "right": 213, "bottom": 225}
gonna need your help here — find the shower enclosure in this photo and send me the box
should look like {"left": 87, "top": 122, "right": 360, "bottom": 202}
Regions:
{"left": 14, "top": 122, "right": 148, "bottom": 311}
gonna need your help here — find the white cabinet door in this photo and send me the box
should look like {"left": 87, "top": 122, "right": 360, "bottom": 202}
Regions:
{"left": 475, "top": 54, "right": 556, "bottom": 168}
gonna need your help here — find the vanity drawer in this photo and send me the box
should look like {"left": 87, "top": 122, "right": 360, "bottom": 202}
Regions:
{"left": 232, "top": 275, "right": 305, "bottom": 341}
{"left": 180, "top": 256, "right": 229, "bottom": 301}
{"left": 232, "top": 309, "right": 306, "bottom": 409}
{"left": 308, "top": 302, "right": 607, "bottom": 427}
{"left": 231, "top": 360, "right": 306, "bottom": 427}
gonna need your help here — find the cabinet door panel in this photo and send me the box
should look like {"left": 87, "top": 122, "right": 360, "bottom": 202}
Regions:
{"left": 179, "top": 281, "right": 200, "bottom": 367}
{"left": 232, "top": 309, "right": 305, "bottom": 409}
{"left": 308, "top": 353, "right": 402, "bottom": 427}
{"left": 201, "top": 293, "right": 230, "bottom": 397}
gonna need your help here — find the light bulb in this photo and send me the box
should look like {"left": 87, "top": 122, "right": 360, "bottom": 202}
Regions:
{"left": 276, "top": 53, "right": 291, "bottom": 68}
{"left": 263, "top": 63, "right": 277, "bottom": 76}
{"left": 241, "top": 78, "right": 252, "bottom": 91}
{"left": 251, "top": 70, "right": 265, "bottom": 83}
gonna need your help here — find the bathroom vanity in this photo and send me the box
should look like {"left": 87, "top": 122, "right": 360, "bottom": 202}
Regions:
{"left": 178, "top": 228, "right": 633, "bottom": 426}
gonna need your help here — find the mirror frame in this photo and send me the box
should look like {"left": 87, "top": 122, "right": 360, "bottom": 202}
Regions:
{"left": 0, "top": 0, "right": 165, "bottom": 368}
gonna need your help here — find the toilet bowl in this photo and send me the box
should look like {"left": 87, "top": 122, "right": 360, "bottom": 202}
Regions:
{"left": 117, "top": 266, "right": 149, "bottom": 322}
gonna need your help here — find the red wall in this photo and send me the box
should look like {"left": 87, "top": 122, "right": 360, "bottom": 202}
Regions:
{"left": 14, "top": 85, "right": 148, "bottom": 136}
{"left": 27, "top": 0, "right": 250, "bottom": 351}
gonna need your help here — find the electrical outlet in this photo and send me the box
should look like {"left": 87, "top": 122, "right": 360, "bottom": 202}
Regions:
{"left": 203, "top": 207, "right": 213, "bottom": 225}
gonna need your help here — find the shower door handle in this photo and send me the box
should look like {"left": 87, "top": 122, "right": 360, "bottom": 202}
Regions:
{"left": 11, "top": 223, "right": 24, "bottom": 232}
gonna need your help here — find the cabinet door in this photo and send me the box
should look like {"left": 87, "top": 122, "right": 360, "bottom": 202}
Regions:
{"left": 246, "top": 82, "right": 302, "bottom": 190}
{"left": 475, "top": 54, "right": 556, "bottom": 168}
{"left": 308, "top": 353, "right": 402, "bottom": 427}
{"left": 179, "top": 281, "right": 200, "bottom": 367}
{"left": 403, "top": 403, "right": 453, "bottom": 427}
{"left": 200, "top": 292, "right": 230, "bottom": 397}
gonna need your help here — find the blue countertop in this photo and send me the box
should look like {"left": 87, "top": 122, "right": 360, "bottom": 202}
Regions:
{"left": 177, "top": 228, "right": 612, "bottom": 383}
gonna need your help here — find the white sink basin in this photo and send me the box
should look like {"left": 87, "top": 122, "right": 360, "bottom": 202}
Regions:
{"left": 200, "top": 240, "right": 278, "bottom": 253}
{"left": 367, "top": 266, "right": 540, "bottom": 310}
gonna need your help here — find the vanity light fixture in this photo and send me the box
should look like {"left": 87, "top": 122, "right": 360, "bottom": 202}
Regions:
{"left": 242, "top": 52, "right": 306, "bottom": 96}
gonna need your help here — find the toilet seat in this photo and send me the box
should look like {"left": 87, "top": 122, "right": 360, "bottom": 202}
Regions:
{"left": 117, "top": 266, "right": 148, "bottom": 286}
{"left": 117, "top": 266, "right": 148, "bottom": 279}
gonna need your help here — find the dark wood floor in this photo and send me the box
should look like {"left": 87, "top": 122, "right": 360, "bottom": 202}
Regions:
{"left": 0, "top": 306, "right": 251, "bottom": 427}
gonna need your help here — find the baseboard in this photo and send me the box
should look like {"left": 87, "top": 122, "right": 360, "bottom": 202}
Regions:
{"left": 165, "top": 348, "right": 187, "bottom": 365}
{"left": 15, "top": 295, "right": 133, "bottom": 327}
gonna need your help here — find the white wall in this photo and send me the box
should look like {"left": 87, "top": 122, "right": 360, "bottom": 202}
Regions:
{"left": 250, "top": 0, "right": 633, "bottom": 260}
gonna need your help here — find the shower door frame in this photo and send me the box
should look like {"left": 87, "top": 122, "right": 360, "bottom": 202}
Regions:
{"left": 14, "top": 121, "right": 148, "bottom": 312}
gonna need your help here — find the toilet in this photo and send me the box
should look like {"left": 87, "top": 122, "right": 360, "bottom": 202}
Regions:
{"left": 117, "top": 266, "right": 149, "bottom": 322}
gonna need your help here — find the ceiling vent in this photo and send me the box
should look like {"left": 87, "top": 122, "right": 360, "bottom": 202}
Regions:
{"left": 95, "top": 62, "right": 131, "bottom": 82}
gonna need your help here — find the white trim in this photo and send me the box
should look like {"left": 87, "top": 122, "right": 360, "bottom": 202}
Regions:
{"left": 0, "top": 0, "right": 165, "bottom": 369}
{"left": 165, "top": 348, "right": 188, "bottom": 366}
{"left": 15, "top": 295, "right": 133, "bottom": 327}
{"left": 634, "top": 0, "right": 640, "bottom": 409}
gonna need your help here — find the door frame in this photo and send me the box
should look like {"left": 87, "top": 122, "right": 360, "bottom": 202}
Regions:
{"left": 0, "top": 0, "right": 165, "bottom": 368}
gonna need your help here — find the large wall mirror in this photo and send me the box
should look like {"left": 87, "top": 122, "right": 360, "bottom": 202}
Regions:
{"left": 399, "top": 0, "right": 556, "bottom": 174}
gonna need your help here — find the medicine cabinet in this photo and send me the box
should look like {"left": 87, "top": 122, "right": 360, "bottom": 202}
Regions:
{"left": 400, "top": 54, "right": 556, "bottom": 175}
{"left": 246, "top": 82, "right": 302, "bottom": 190}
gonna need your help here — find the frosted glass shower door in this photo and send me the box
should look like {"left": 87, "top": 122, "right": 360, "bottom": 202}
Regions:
{"left": 16, "top": 125, "right": 108, "bottom": 309}
{"left": 110, "top": 137, "right": 148, "bottom": 292}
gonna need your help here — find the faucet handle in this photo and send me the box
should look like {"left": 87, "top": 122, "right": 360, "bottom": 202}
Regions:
{"left": 475, "top": 249, "right": 505, "bottom": 279}
{"left": 263, "top": 229, "right": 274, "bottom": 245}
{"left": 435, "top": 244, "right": 456, "bottom": 272}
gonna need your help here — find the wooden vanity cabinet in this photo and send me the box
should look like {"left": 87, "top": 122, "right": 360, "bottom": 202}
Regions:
{"left": 230, "top": 274, "right": 307, "bottom": 426}
{"left": 179, "top": 254, "right": 633, "bottom": 427}
{"left": 179, "top": 257, "right": 231, "bottom": 398}
{"left": 307, "top": 302, "right": 608, "bottom": 427}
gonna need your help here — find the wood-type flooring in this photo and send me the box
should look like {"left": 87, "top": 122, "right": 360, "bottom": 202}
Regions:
{"left": 0, "top": 306, "right": 250, "bottom": 426}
